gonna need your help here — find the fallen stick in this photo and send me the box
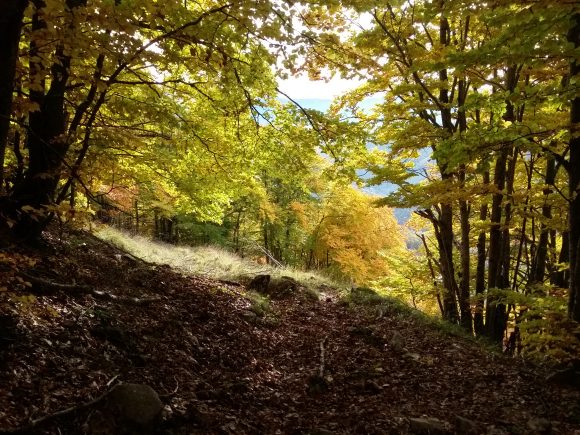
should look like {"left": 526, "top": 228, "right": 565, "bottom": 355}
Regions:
{"left": 307, "top": 337, "right": 329, "bottom": 394}
{"left": 319, "top": 337, "right": 328, "bottom": 379}
{"left": 20, "top": 271, "right": 90, "bottom": 293}
{"left": 91, "top": 290, "right": 162, "bottom": 305}
{"left": 0, "top": 378, "right": 121, "bottom": 434}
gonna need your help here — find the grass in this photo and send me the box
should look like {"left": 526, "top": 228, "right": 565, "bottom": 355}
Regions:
{"left": 94, "top": 226, "right": 341, "bottom": 291}
{"left": 247, "top": 291, "right": 271, "bottom": 317}
{"left": 343, "top": 286, "right": 500, "bottom": 350}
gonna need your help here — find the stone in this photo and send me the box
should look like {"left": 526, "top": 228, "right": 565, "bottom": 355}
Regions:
{"left": 390, "top": 330, "right": 405, "bottom": 352}
{"left": 241, "top": 309, "right": 260, "bottom": 323}
{"left": 108, "top": 383, "right": 163, "bottom": 427}
{"left": 408, "top": 417, "right": 448, "bottom": 434}
{"left": 248, "top": 274, "right": 270, "bottom": 293}
{"left": 455, "top": 415, "right": 482, "bottom": 434}
{"left": 404, "top": 352, "right": 421, "bottom": 361}
{"left": 526, "top": 417, "right": 552, "bottom": 434}
{"left": 268, "top": 276, "right": 299, "bottom": 298}
{"left": 545, "top": 368, "right": 580, "bottom": 387}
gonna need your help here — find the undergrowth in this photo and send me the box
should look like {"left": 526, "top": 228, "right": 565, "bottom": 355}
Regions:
{"left": 247, "top": 291, "right": 271, "bottom": 317}
{"left": 344, "top": 286, "right": 498, "bottom": 350}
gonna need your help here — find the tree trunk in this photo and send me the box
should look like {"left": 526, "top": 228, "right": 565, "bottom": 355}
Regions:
{"left": 419, "top": 207, "right": 459, "bottom": 323}
{"left": 8, "top": 0, "right": 87, "bottom": 240}
{"left": 552, "top": 231, "right": 570, "bottom": 288}
{"left": 568, "top": 13, "right": 580, "bottom": 321}
{"left": 530, "top": 156, "right": 556, "bottom": 286}
{"left": 486, "top": 147, "right": 509, "bottom": 341}
{"left": 486, "top": 65, "right": 520, "bottom": 342}
{"left": 457, "top": 76, "right": 471, "bottom": 331}
{"left": 474, "top": 171, "right": 489, "bottom": 335}
{"left": 0, "top": 0, "right": 28, "bottom": 193}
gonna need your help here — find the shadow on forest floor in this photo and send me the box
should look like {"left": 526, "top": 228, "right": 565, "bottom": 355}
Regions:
{"left": 0, "top": 225, "right": 579, "bottom": 434}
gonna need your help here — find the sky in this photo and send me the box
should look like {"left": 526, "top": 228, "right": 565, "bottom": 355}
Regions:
{"left": 278, "top": 74, "right": 363, "bottom": 102}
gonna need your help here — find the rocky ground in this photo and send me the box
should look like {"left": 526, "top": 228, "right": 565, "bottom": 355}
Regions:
{"left": 0, "top": 228, "right": 579, "bottom": 434}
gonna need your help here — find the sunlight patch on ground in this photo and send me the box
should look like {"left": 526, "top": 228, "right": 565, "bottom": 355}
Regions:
{"left": 95, "top": 226, "right": 340, "bottom": 290}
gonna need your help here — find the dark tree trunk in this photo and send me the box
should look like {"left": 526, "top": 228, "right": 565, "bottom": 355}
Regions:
{"left": 418, "top": 207, "right": 459, "bottom": 323}
{"left": 474, "top": 171, "right": 489, "bottom": 336}
{"left": 156, "top": 216, "right": 176, "bottom": 243}
{"left": 552, "top": 231, "right": 570, "bottom": 288}
{"left": 486, "top": 146, "right": 509, "bottom": 341}
{"left": 530, "top": 156, "right": 556, "bottom": 286}
{"left": 440, "top": 202, "right": 460, "bottom": 323}
{"left": 568, "top": 13, "right": 580, "bottom": 321}
{"left": 7, "top": 0, "right": 88, "bottom": 240}
{"left": 0, "top": 0, "right": 28, "bottom": 193}
{"left": 433, "top": 16, "right": 462, "bottom": 324}
{"left": 233, "top": 211, "right": 241, "bottom": 253}
{"left": 486, "top": 65, "right": 519, "bottom": 342}
{"left": 457, "top": 77, "right": 471, "bottom": 331}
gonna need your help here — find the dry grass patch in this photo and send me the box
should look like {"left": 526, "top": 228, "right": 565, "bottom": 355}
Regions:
{"left": 94, "top": 226, "right": 340, "bottom": 292}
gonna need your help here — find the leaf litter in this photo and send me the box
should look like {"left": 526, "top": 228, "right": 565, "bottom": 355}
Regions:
{"left": 0, "top": 228, "right": 579, "bottom": 434}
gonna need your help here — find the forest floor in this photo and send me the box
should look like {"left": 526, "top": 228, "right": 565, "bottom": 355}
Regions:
{"left": 1, "top": 227, "right": 580, "bottom": 434}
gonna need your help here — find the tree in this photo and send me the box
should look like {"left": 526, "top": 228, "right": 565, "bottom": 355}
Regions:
{"left": 0, "top": 0, "right": 298, "bottom": 241}
{"left": 307, "top": 184, "right": 403, "bottom": 284}
{"left": 296, "top": 0, "right": 578, "bottom": 343}
{"left": 568, "top": 12, "right": 580, "bottom": 321}
{"left": 0, "top": 0, "right": 28, "bottom": 193}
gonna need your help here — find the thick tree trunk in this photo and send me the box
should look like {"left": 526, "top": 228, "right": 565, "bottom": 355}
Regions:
{"left": 0, "top": 0, "right": 28, "bottom": 193}
{"left": 431, "top": 16, "right": 460, "bottom": 324}
{"left": 7, "top": 0, "right": 87, "bottom": 240}
{"left": 420, "top": 206, "right": 459, "bottom": 323}
{"left": 568, "top": 13, "right": 580, "bottom": 321}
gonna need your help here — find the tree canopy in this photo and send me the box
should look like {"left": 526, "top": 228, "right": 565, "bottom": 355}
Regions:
{"left": 0, "top": 0, "right": 579, "bottom": 358}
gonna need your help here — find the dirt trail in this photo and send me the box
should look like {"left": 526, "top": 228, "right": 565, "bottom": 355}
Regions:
{"left": 0, "top": 229, "right": 579, "bottom": 434}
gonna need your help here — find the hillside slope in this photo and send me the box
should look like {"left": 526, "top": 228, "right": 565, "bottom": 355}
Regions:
{"left": 0, "top": 228, "right": 579, "bottom": 434}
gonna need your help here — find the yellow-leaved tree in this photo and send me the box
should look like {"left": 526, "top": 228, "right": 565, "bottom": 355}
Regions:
{"left": 307, "top": 184, "right": 403, "bottom": 284}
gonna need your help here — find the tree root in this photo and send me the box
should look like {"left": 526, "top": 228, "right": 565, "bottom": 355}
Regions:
{"left": 20, "top": 271, "right": 91, "bottom": 293}
{"left": 19, "top": 272, "right": 162, "bottom": 305}
{"left": 0, "top": 379, "right": 120, "bottom": 434}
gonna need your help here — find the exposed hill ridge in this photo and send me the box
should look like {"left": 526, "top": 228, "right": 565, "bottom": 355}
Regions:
{"left": 0, "top": 227, "right": 579, "bottom": 434}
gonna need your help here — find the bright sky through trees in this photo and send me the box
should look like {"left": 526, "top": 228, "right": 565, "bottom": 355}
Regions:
{"left": 278, "top": 73, "right": 362, "bottom": 101}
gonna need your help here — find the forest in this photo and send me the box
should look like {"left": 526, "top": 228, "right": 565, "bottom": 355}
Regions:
{"left": 0, "top": 0, "right": 580, "bottom": 433}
